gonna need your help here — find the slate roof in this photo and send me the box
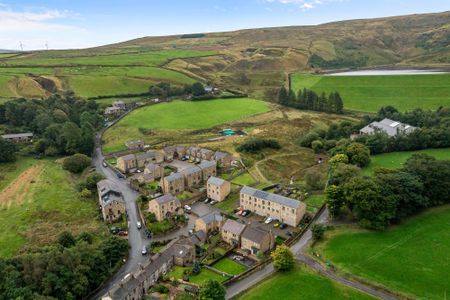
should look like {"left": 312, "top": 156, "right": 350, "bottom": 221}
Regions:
{"left": 164, "top": 172, "right": 183, "bottom": 182}
{"left": 360, "top": 118, "right": 416, "bottom": 137}
{"left": 1, "top": 132, "right": 33, "bottom": 139}
{"left": 181, "top": 166, "right": 202, "bottom": 176}
{"left": 198, "top": 160, "right": 216, "bottom": 170}
{"left": 240, "top": 186, "right": 303, "bottom": 209}
{"left": 120, "top": 154, "right": 136, "bottom": 162}
{"left": 153, "top": 194, "right": 180, "bottom": 206}
{"left": 222, "top": 219, "right": 246, "bottom": 236}
{"left": 97, "top": 179, "right": 124, "bottom": 204}
{"left": 207, "top": 176, "right": 227, "bottom": 186}
{"left": 145, "top": 163, "right": 160, "bottom": 173}
{"left": 214, "top": 151, "right": 230, "bottom": 160}
{"left": 242, "top": 226, "right": 270, "bottom": 244}
{"left": 199, "top": 212, "right": 223, "bottom": 225}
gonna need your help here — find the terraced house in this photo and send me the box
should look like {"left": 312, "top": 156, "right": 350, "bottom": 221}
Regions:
{"left": 161, "top": 172, "right": 185, "bottom": 194}
{"left": 221, "top": 219, "right": 246, "bottom": 246}
{"left": 194, "top": 212, "right": 225, "bottom": 234}
{"left": 239, "top": 186, "right": 306, "bottom": 227}
{"left": 198, "top": 159, "right": 217, "bottom": 180}
{"left": 241, "top": 226, "right": 274, "bottom": 256}
{"left": 181, "top": 166, "right": 203, "bottom": 188}
{"left": 148, "top": 194, "right": 181, "bottom": 221}
{"left": 97, "top": 179, "right": 126, "bottom": 223}
{"left": 116, "top": 150, "right": 164, "bottom": 173}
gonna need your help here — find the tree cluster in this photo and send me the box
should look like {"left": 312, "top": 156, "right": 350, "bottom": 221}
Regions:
{"left": 0, "top": 138, "right": 18, "bottom": 162}
{"left": 0, "top": 94, "right": 103, "bottom": 158}
{"left": 62, "top": 153, "right": 92, "bottom": 173}
{"left": 326, "top": 154, "right": 450, "bottom": 230}
{"left": 236, "top": 137, "right": 281, "bottom": 153}
{"left": 278, "top": 87, "right": 343, "bottom": 114}
{"left": 148, "top": 81, "right": 206, "bottom": 98}
{"left": 271, "top": 245, "right": 294, "bottom": 271}
{"left": 0, "top": 233, "right": 128, "bottom": 300}
{"left": 199, "top": 280, "right": 226, "bottom": 300}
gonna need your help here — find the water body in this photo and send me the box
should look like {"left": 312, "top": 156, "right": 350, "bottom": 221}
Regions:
{"left": 326, "top": 69, "right": 449, "bottom": 76}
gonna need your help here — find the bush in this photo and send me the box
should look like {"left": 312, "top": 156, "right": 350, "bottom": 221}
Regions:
{"left": 311, "top": 224, "right": 326, "bottom": 241}
{"left": 311, "top": 140, "right": 324, "bottom": 153}
{"left": 57, "top": 231, "right": 76, "bottom": 248}
{"left": 298, "top": 132, "right": 319, "bottom": 147}
{"left": 305, "top": 169, "right": 326, "bottom": 191}
{"left": 0, "top": 138, "right": 17, "bottom": 162}
{"left": 199, "top": 280, "right": 226, "bottom": 300}
{"left": 271, "top": 245, "right": 294, "bottom": 271}
{"left": 63, "top": 153, "right": 92, "bottom": 173}
{"left": 236, "top": 138, "right": 281, "bottom": 153}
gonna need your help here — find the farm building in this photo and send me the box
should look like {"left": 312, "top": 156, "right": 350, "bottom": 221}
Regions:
{"left": 355, "top": 118, "right": 416, "bottom": 138}
{"left": 1, "top": 132, "right": 33, "bottom": 142}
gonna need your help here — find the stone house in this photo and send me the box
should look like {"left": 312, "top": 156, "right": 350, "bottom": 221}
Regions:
{"left": 175, "top": 146, "right": 187, "bottom": 158}
{"left": 104, "top": 106, "right": 122, "bottom": 117}
{"left": 181, "top": 166, "right": 203, "bottom": 188}
{"left": 163, "top": 146, "right": 176, "bottom": 161}
{"left": 1, "top": 132, "right": 33, "bottom": 142}
{"left": 241, "top": 226, "right": 274, "bottom": 256}
{"left": 221, "top": 219, "right": 246, "bottom": 246}
{"left": 186, "top": 146, "right": 201, "bottom": 161}
{"left": 194, "top": 212, "right": 225, "bottom": 234}
{"left": 101, "top": 237, "right": 195, "bottom": 300}
{"left": 239, "top": 186, "right": 305, "bottom": 227}
{"left": 199, "top": 148, "right": 214, "bottom": 161}
{"left": 214, "top": 151, "right": 233, "bottom": 168}
{"left": 148, "top": 194, "right": 181, "bottom": 222}
{"left": 198, "top": 160, "right": 217, "bottom": 180}
{"left": 207, "top": 176, "right": 231, "bottom": 202}
{"left": 161, "top": 173, "right": 185, "bottom": 194}
{"left": 143, "top": 163, "right": 164, "bottom": 181}
{"left": 125, "top": 138, "right": 144, "bottom": 150}
{"left": 117, "top": 154, "right": 137, "bottom": 173}
{"left": 97, "top": 179, "right": 126, "bottom": 223}
{"left": 129, "top": 173, "right": 154, "bottom": 184}
{"left": 136, "top": 151, "right": 164, "bottom": 168}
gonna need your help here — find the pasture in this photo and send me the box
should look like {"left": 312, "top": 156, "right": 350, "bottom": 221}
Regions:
{"left": 362, "top": 148, "right": 450, "bottom": 175}
{"left": 237, "top": 265, "right": 375, "bottom": 300}
{"left": 0, "top": 158, "right": 105, "bottom": 258}
{"left": 291, "top": 73, "right": 450, "bottom": 112}
{"left": 317, "top": 206, "right": 450, "bottom": 300}
{"left": 102, "top": 98, "right": 270, "bottom": 153}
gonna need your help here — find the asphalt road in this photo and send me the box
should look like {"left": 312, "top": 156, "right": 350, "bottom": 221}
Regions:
{"left": 90, "top": 135, "right": 151, "bottom": 299}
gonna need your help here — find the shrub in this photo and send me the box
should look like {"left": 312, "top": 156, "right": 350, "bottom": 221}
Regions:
{"left": 311, "top": 224, "right": 326, "bottom": 241}
{"left": 311, "top": 140, "right": 324, "bottom": 153}
{"left": 271, "top": 245, "right": 294, "bottom": 271}
{"left": 305, "top": 169, "right": 326, "bottom": 191}
{"left": 236, "top": 137, "right": 281, "bottom": 153}
{"left": 62, "top": 153, "right": 92, "bottom": 173}
{"left": 57, "top": 231, "right": 76, "bottom": 248}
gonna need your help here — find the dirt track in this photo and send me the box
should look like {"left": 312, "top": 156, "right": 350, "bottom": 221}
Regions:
{"left": 0, "top": 164, "right": 44, "bottom": 208}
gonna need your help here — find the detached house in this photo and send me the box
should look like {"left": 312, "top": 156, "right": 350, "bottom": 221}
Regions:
{"left": 161, "top": 173, "right": 185, "bottom": 194}
{"left": 354, "top": 118, "right": 416, "bottom": 139}
{"left": 194, "top": 212, "right": 225, "bottom": 234}
{"left": 97, "top": 179, "right": 126, "bottom": 223}
{"left": 207, "top": 176, "right": 231, "bottom": 202}
{"left": 221, "top": 219, "right": 246, "bottom": 246}
{"left": 117, "top": 154, "right": 137, "bottom": 173}
{"left": 125, "top": 138, "right": 144, "bottom": 150}
{"left": 148, "top": 194, "right": 181, "bottom": 221}
{"left": 241, "top": 227, "right": 274, "bottom": 256}
{"left": 144, "top": 163, "right": 164, "bottom": 181}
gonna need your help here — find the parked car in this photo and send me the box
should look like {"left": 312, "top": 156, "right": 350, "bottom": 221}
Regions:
{"left": 188, "top": 229, "right": 194, "bottom": 235}
{"left": 279, "top": 223, "right": 287, "bottom": 229}
{"left": 141, "top": 246, "right": 148, "bottom": 255}
{"left": 273, "top": 221, "right": 280, "bottom": 228}
{"left": 204, "top": 198, "right": 211, "bottom": 204}
{"left": 144, "top": 229, "right": 152, "bottom": 238}
{"left": 116, "top": 173, "right": 125, "bottom": 179}
{"left": 184, "top": 205, "right": 192, "bottom": 211}
{"left": 102, "top": 162, "right": 107, "bottom": 168}
{"left": 110, "top": 227, "right": 119, "bottom": 234}
{"left": 244, "top": 209, "right": 251, "bottom": 216}
{"left": 233, "top": 255, "right": 244, "bottom": 261}
{"left": 136, "top": 169, "right": 141, "bottom": 173}
{"left": 241, "top": 210, "right": 249, "bottom": 217}
{"left": 264, "top": 217, "right": 273, "bottom": 224}
{"left": 209, "top": 200, "right": 217, "bottom": 205}
{"left": 136, "top": 221, "right": 142, "bottom": 229}
{"left": 287, "top": 231, "right": 293, "bottom": 236}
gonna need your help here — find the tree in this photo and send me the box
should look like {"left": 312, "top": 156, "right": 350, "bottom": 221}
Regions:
{"left": 63, "top": 153, "right": 92, "bottom": 173}
{"left": 311, "top": 140, "right": 323, "bottom": 153}
{"left": 345, "top": 142, "right": 371, "bottom": 167}
{"left": 271, "top": 245, "right": 294, "bottom": 271}
{"left": 277, "top": 87, "right": 289, "bottom": 105}
{"left": 305, "top": 169, "right": 325, "bottom": 190}
{"left": 58, "top": 231, "right": 76, "bottom": 248}
{"left": 62, "top": 122, "right": 82, "bottom": 154}
{"left": 334, "top": 92, "right": 344, "bottom": 114}
{"left": 0, "top": 138, "right": 17, "bottom": 162}
{"left": 326, "top": 184, "right": 345, "bottom": 217}
{"left": 79, "top": 188, "right": 92, "bottom": 199}
{"left": 328, "top": 154, "right": 349, "bottom": 168}
{"left": 175, "top": 292, "right": 195, "bottom": 300}
{"left": 328, "top": 163, "right": 360, "bottom": 186}
{"left": 199, "top": 280, "right": 226, "bottom": 300}
{"left": 298, "top": 132, "right": 319, "bottom": 147}
{"left": 311, "top": 224, "right": 326, "bottom": 241}
{"left": 191, "top": 82, "right": 206, "bottom": 96}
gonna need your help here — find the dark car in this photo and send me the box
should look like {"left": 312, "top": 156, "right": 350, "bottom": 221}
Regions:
{"left": 279, "top": 223, "right": 287, "bottom": 229}
{"left": 116, "top": 173, "right": 125, "bottom": 179}
{"left": 110, "top": 227, "right": 119, "bottom": 234}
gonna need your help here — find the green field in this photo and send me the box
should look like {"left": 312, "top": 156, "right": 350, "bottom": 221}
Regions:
{"left": 237, "top": 265, "right": 375, "bottom": 300}
{"left": 291, "top": 73, "right": 450, "bottom": 112}
{"left": 362, "top": 148, "right": 450, "bottom": 175}
{"left": 212, "top": 257, "right": 247, "bottom": 275}
{"left": 102, "top": 98, "right": 270, "bottom": 153}
{"left": 319, "top": 206, "right": 450, "bottom": 299}
{"left": 231, "top": 172, "right": 257, "bottom": 186}
{"left": 0, "top": 158, "right": 105, "bottom": 257}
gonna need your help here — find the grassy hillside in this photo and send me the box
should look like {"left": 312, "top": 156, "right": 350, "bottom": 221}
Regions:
{"left": 362, "top": 148, "right": 450, "bottom": 175}
{"left": 317, "top": 206, "right": 450, "bottom": 300}
{"left": 292, "top": 73, "right": 450, "bottom": 112}
{"left": 237, "top": 265, "right": 375, "bottom": 300}
{"left": 0, "top": 158, "right": 105, "bottom": 257}
{"left": 0, "top": 11, "right": 448, "bottom": 101}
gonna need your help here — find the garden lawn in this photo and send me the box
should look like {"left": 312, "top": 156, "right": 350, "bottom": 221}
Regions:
{"left": 212, "top": 257, "right": 247, "bottom": 275}
{"left": 0, "top": 158, "right": 105, "bottom": 257}
{"left": 168, "top": 266, "right": 230, "bottom": 284}
{"left": 291, "top": 73, "right": 450, "bottom": 112}
{"left": 102, "top": 98, "right": 270, "bottom": 153}
{"left": 362, "top": 148, "right": 450, "bottom": 175}
{"left": 319, "top": 206, "right": 450, "bottom": 300}
{"left": 237, "top": 265, "right": 375, "bottom": 300}
{"left": 231, "top": 173, "right": 256, "bottom": 186}
{"left": 304, "top": 194, "right": 326, "bottom": 214}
